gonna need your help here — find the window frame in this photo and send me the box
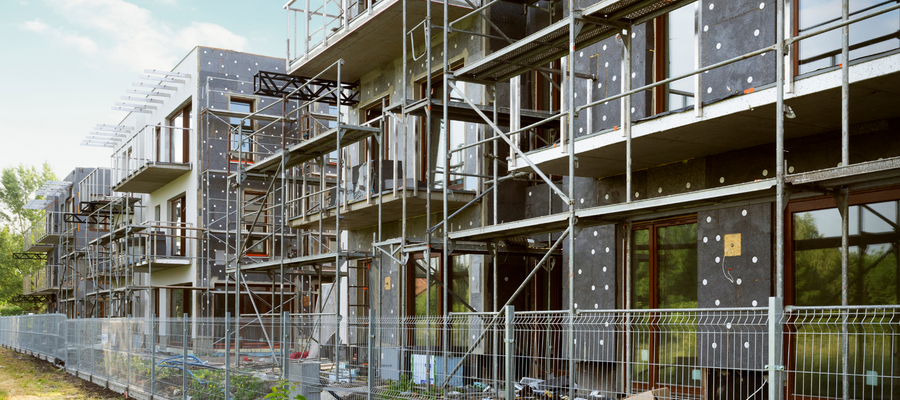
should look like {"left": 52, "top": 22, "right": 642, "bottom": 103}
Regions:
{"left": 652, "top": 2, "right": 698, "bottom": 114}
{"left": 630, "top": 215, "right": 700, "bottom": 395}
{"left": 169, "top": 194, "right": 187, "bottom": 257}
{"left": 242, "top": 189, "right": 271, "bottom": 257}
{"left": 229, "top": 98, "right": 256, "bottom": 163}
{"left": 165, "top": 102, "right": 191, "bottom": 164}
{"left": 784, "top": 186, "right": 900, "bottom": 306}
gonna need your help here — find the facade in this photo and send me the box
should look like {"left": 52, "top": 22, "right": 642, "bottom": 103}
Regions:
{"left": 14, "top": 0, "right": 900, "bottom": 399}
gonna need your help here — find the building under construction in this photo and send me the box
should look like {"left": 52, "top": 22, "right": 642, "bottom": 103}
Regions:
{"left": 9, "top": 0, "right": 900, "bottom": 399}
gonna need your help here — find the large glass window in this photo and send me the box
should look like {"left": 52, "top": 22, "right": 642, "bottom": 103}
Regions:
{"left": 631, "top": 217, "right": 699, "bottom": 393}
{"left": 243, "top": 190, "right": 270, "bottom": 256}
{"left": 165, "top": 103, "right": 191, "bottom": 164}
{"left": 632, "top": 219, "right": 699, "bottom": 309}
{"left": 407, "top": 254, "right": 470, "bottom": 347}
{"left": 797, "top": 0, "right": 900, "bottom": 74}
{"left": 230, "top": 99, "right": 254, "bottom": 162}
{"left": 791, "top": 196, "right": 899, "bottom": 306}
{"left": 654, "top": 2, "right": 697, "bottom": 112}
{"left": 170, "top": 195, "right": 186, "bottom": 257}
{"left": 788, "top": 191, "right": 899, "bottom": 400}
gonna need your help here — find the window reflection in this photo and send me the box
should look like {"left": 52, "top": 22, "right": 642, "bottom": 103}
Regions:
{"left": 666, "top": 2, "right": 696, "bottom": 111}
{"left": 793, "top": 200, "right": 899, "bottom": 306}
{"left": 798, "top": 0, "right": 900, "bottom": 74}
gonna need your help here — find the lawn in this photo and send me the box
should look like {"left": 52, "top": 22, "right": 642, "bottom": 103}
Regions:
{"left": 0, "top": 347, "right": 124, "bottom": 399}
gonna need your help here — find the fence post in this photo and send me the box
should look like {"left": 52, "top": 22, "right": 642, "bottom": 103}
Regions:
{"left": 183, "top": 313, "right": 188, "bottom": 400}
{"left": 367, "top": 308, "right": 375, "bottom": 400}
{"left": 151, "top": 313, "right": 156, "bottom": 398}
{"left": 768, "top": 297, "right": 784, "bottom": 400}
{"left": 282, "top": 311, "right": 289, "bottom": 381}
{"left": 504, "top": 305, "right": 514, "bottom": 400}
{"left": 126, "top": 314, "right": 131, "bottom": 394}
{"left": 225, "top": 312, "right": 231, "bottom": 400}
{"left": 91, "top": 317, "right": 95, "bottom": 379}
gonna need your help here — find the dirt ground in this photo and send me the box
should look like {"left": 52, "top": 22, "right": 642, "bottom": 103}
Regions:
{"left": 0, "top": 347, "right": 124, "bottom": 400}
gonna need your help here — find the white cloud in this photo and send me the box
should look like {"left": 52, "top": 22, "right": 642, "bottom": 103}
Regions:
{"left": 46, "top": 0, "right": 247, "bottom": 71}
{"left": 20, "top": 19, "right": 50, "bottom": 33}
{"left": 18, "top": 18, "right": 99, "bottom": 54}
{"left": 177, "top": 22, "right": 247, "bottom": 53}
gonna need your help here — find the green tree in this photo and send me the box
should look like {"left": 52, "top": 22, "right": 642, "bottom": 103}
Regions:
{"left": 0, "top": 163, "right": 56, "bottom": 236}
{"left": 0, "top": 163, "right": 57, "bottom": 307}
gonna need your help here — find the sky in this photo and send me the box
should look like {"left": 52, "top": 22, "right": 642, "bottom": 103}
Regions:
{"left": 0, "top": 0, "right": 287, "bottom": 180}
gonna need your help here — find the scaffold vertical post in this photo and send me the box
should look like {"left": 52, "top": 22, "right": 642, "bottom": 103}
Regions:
{"left": 368, "top": 307, "right": 375, "bottom": 400}
{"left": 182, "top": 312, "right": 188, "bottom": 400}
{"left": 150, "top": 313, "right": 156, "bottom": 397}
{"left": 225, "top": 311, "right": 231, "bottom": 400}
{"left": 768, "top": 297, "right": 783, "bottom": 400}
{"left": 504, "top": 305, "right": 514, "bottom": 400}
{"left": 282, "top": 311, "right": 289, "bottom": 381}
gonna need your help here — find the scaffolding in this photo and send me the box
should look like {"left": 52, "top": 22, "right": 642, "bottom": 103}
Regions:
{"left": 277, "top": 0, "right": 900, "bottom": 398}
{"left": 10, "top": 0, "right": 900, "bottom": 398}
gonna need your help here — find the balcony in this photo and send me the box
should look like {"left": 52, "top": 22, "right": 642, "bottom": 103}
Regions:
{"left": 22, "top": 265, "right": 59, "bottom": 295}
{"left": 511, "top": 47, "right": 900, "bottom": 180}
{"left": 285, "top": 0, "right": 472, "bottom": 81}
{"left": 290, "top": 160, "right": 477, "bottom": 230}
{"left": 111, "top": 124, "right": 192, "bottom": 193}
{"left": 23, "top": 212, "right": 66, "bottom": 253}
{"left": 93, "top": 221, "right": 197, "bottom": 274}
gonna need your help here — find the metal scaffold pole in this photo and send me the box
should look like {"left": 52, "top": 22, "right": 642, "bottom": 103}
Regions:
{"left": 567, "top": 0, "right": 577, "bottom": 397}
{"left": 441, "top": 0, "right": 450, "bottom": 388}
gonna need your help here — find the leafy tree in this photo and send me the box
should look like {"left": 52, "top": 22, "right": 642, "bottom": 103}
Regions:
{"left": 0, "top": 163, "right": 56, "bottom": 236}
{"left": 0, "top": 163, "right": 57, "bottom": 308}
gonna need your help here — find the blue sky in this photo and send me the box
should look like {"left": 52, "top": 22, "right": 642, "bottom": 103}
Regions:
{"left": 0, "top": 0, "right": 286, "bottom": 179}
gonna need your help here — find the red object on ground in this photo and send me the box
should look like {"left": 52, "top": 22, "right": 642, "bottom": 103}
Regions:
{"left": 243, "top": 357, "right": 251, "bottom": 362}
{"left": 289, "top": 351, "right": 310, "bottom": 360}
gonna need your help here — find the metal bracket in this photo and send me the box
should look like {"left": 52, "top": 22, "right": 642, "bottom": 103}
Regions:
{"left": 833, "top": 187, "right": 849, "bottom": 218}
{"left": 764, "top": 364, "right": 785, "bottom": 371}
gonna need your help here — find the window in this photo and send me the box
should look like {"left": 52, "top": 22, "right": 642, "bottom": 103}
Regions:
{"left": 653, "top": 2, "right": 697, "bottom": 113}
{"left": 363, "top": 101, "right": 390, "bottom": 160}
{"left": 406, "top": 254, "right": 470, "bottom": 346}
{"left": 786, "top": 188, "right": 899, "bottom": 400}
{"left": 796, "top": 0, "right": 900, "bottom": 75}
{"left": 632, "top": 217, "right": 699, "bottom": 309}
{"left": 788, "top": 190, "right": 899, "bottom": 306}
{"left": 165, "top": 103, "right": 191, "bottom": 163}
{"left": 170, "top": 195, "right": 186, "bottom": 257}
{"left": 230, "top": 99, "right": 254, "bottom": 162}
{"left": 527, "top": 61, "right": 561, "bottom": 151}
{"left": 631, "top": 217, "right": 698, "bottom": 393}
{"left": 419, "top": 79, "right": 467, "bottom": 189}
{"left": 170, "top": 286, "right": 192, "bottom": 318}
{"left": 243, "top": 190, "right": 270, "bottom": 256}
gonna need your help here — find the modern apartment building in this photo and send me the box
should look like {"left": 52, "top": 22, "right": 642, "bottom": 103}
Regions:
{"left": 15, "top": 0, "right": 899, "bottom": 398}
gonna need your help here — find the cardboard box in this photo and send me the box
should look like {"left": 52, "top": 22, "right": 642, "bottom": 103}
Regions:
{"left": 623, "top": 388, "right": 671, "bottom": 400}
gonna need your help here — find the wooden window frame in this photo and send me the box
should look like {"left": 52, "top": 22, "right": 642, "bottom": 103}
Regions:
{"left": 229, "top": 98, "right": 256, "bottom": 163}
{"left": 243, "top": 189, "right": 271, "bottom": 257}
{"left": 170, "top": 194, "right": 187, "bottom": 257}
{"left": 784, "top": 186, "right": 900, "bottom": 306}
{"left": 166, "top": 102, "right": 191, "bottom": 164}
{"left": 630, "top": 214, "right": 700, "bottom": 396}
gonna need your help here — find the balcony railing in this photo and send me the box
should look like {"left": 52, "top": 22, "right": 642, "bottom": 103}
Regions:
{"left": 76, "top": 167, "right": 114, "bottom": 207}
{"left": 23, "top": 212, "right": 67, "bottom": 252}
{"left": 104, "top": 221, "right": 198, "bottom": 273}
{"left": 22, "top": 265, "right": 59, "bottom": 295}
{"left": 111, "top": 124, "right": 192, "bottom": 193}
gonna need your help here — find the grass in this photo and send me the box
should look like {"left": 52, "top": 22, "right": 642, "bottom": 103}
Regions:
{"left": 0, "top": 347, "right": 124, "bottom": 399}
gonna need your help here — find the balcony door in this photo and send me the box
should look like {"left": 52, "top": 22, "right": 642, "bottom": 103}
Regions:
{"left": 170, "top": 195, "right": 186, "bottom": 257}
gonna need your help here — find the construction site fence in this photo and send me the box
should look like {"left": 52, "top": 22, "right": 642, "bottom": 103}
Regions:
{"left": 0, "top": 302, "right": 896, "bottom": 399}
